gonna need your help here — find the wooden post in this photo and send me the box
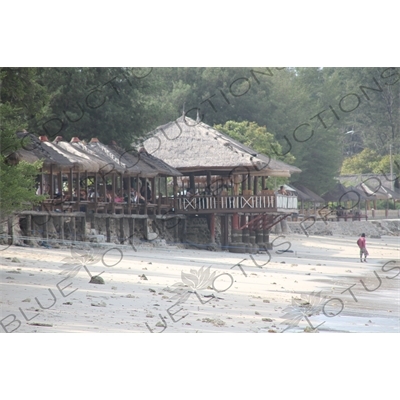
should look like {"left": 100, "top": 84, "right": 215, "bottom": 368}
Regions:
{"left": 232, "top": 213, "right": 239, "bottom": 230}
{"left": 173, "top": 176, "right": 178, "bottom": 210}
{"left": 189, "top": 174, "right": 195, "bottom": 190}
{"left": 71, "top": 217, "right": 76, "bottom": 242}
{"left": 254, "top": 176, "right": 258, "bottom": 195}
{"left": 106, "top": 217, "right": 110, "bottom": 243}
{"left": 81, "top": 215, "right": 87, "bottom": 241}
{"left": 127, "top": 175, "right": 132, "bottom": 213}
{"left": 129, "top": 217, "right": 134, "bottom": 244}
{"left": 50, "top": 164, "right": 54, "bottom": 199}
{"left": 26, "top": 214, "right": 31, "bottom": 240}
{"left": 76, "top": 170, "right": 81, "bottom": 211}
{"left": 120, "top": 218, "right": 124, "bottom": 244}
{"left": 60, "top": 215, "right": 64, "bottom": 243}
{"left": 8, "top": 216, "right": 13, "bottom": 245}
{"left": 43, "top": 218, "right": 48, "bottom": 241}
{"left": 210, "top": 213, "right": 216, "bottom": 243}
{"left": 102, "top": 172, "right": 107, "bottom": 203}
{"left": 57, "top": 170, "right": 62, "bottom": 198}
{"left": 262, "top": 176, "right": 266, "bottom": 190}
{"left": 94, "top": 172, "right": 98, "bottom": 209}
{"left": 68, "top": 168, "right": 73, "bottom": 202}
{"left": 111, "top": 173, "right": 116, "bottom": 214}
{"left": 151, "top": 178, "right": 156, "bottom": 204}
{"left": 144, "top": 178, "right": 148, "bottom": 215}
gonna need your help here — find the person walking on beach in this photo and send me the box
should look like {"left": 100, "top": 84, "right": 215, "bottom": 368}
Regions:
{"left": 357, "top": 233, "right": 369, "bottom": 262}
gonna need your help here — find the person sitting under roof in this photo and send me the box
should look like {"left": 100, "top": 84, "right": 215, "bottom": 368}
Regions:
{"left": 130, "top": 187, "right": 145, "bottom": 204}
{"left": 278, "top": 186, "right": 289, "bottom": 195}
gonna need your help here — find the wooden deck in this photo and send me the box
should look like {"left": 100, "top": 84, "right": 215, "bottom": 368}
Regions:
{"left": 38, "top": 194, "right": 298, "bottom": 216}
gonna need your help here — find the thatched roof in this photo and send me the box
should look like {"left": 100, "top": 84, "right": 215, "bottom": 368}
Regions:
{"left": 11, "top": 133, "right": 76, "bottom": 172}
{"left": 322, "top": 183, "right": 371, "bottom": 202}
{"left": 43, "top": 141, "right": 101, "bottom": 172}
{"left": 339, "top": 174, "right": 400, "bottom": 199}
{"left": 10, "top": 133, "right": 181, "bottom": 178}
{"left": 290, "top": 183, "right": 325, "bottom": 203}
{"left": 56, "top": 140, "right": 114, "bottom": 173}
{"left": 107, "top": 143, "right": 181, "bottom": 177}
{"left": 139, "top": 116, "right": 301, "bottom": 177}
{"left": 358, "top": 182, "right": 400, "bottom": 200}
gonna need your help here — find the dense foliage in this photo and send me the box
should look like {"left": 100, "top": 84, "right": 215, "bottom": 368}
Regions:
{"left": 1, "top": 67, "right": 399, "bottom": 216}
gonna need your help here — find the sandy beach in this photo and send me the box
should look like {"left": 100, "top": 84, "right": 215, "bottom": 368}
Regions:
{"left": 1, "top": 230, "right": 399, "bottom": 334}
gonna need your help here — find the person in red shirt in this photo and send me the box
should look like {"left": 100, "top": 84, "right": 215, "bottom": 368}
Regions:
{"left": 357, "top": 233, "right": 369, "bottom": 262}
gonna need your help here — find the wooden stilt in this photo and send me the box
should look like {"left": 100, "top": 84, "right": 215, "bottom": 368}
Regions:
{"left": 106, "top": 217, "right": 111, "bottom": 243}
{"left": 120, "top": 218, "right": 124, "bottom": 243}
{"left": 71, "top": 217, "right": 76, "bottom": 242}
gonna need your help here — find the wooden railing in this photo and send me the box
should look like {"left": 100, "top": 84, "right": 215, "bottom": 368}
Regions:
{"left": 177, "top": 194, "right": 297, "bottom": 212}
{"left": 37, "top": 194, "right": 298, "bottom": 214}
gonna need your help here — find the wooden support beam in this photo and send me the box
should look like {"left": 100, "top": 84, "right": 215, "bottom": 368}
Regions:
{"left": 129, "top": 218, "right": 134, "bottom": 244}
{"left": 210, "top": 213, "right": 216, "bottom": 243}
{"left": 50, "top": 164, "right": 54, "bottom": 199}
{"left": 120, "top": 218, "right": 124, "bottom": 243}
{"left": 111, "top": 173, "right": 116, "bottom": 214}
{"left": 81, "top": 215, "right": 87, "bottom": 241}
{"left": 60, "top": 216, "right": 64, "bottom": 242}
{"left": 144, "top": 178, "right": 148, "bottom": 215}
{"left": 68, "top": 168, "right": 73, "bottom": 202}
{"left": 106, "top": 217, "right": 111, "bottom": 243}
{"left": 152, "top": 178, "right": 156, "bottom": 204}
{"left": 71, "top": 217, "right": 76, "bottom": 242}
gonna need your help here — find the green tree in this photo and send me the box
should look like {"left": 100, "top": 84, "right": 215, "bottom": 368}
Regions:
{"left": 30, "top": 67, "right": 157, "bottom": 148}
{"left": 0, "top": 68, "right": 46, "bottom": 219}
{"left": 214, "top": 120, "right": 295, "bottom": 165}
{"left": 340, "top": 149, "right": 381, "bottom": 174}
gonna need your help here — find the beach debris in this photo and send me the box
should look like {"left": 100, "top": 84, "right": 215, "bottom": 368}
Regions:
{"left": 255, "top": 311, "right": 260, "bottom": 315}
{"left": 139, "top": 274, "right": 148, "bottom": 280}
{"left": 156, "top": 321, "right": 164, "bottom": 327}
{"left": 202, "top": 318, "right": 225, "bottom": 327}
{"left": 149, "top": 288, "right": 156, "bottom": 293}
{"left": 263, "top": 299, "right": 270, "bottom": 303}
{"left": 63, "top": 302, "right": 73, "bottom": 305}
{"left": 89, "top": 275, "right": 105, "bottom": 285}
{"left": 6, "top": 270, "right": 20, "bottom": 273}
{"left": 111, "top": 286, "right": 117, "bottom": 290}
{"left": 11, "top": 258, "right": 20, "bottom": 263}
{"left": 262, "top": 318, "right": 273, "bottom": 322}
{"left": 126, "top": 294, "right": 135, "bottom": 298}
{"left": 27, "top": 322, "right": 53, "bottom": 327}
{"left": 91, "top": 301, "right": 106, "bottom": 307}
{"left": 22, "top": 298, "right": 31, "bottom": 302}
{"left": 268, "top": 329, "right": 277, "bottom": 333}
